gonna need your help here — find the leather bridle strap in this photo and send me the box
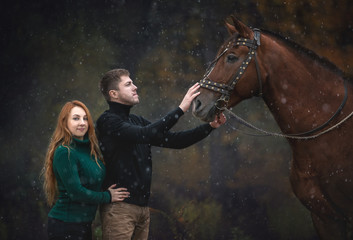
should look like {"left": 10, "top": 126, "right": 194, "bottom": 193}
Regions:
{"left": 199, "top": 29, "right": 262, "bottom": 110}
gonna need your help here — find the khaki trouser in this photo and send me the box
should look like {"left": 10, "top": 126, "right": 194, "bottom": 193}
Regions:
{"left": 100, "top": 202, "right": 150, "bottom": 240}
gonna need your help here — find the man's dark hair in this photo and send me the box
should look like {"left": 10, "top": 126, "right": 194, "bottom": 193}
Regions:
{"left": 99, "top": 69, "right": 130, "bottom": 101}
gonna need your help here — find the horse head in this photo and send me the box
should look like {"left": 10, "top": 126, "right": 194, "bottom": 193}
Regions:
{"left": 192, "top": 17, "right": 266, "bottom": 122}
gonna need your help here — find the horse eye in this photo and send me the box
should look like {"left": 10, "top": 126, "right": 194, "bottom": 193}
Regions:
{"left": 226, "top": 54, "right": 238, "bottom": 63}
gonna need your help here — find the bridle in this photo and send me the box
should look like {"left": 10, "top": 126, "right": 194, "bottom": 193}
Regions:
{"left": 199, "top": 28, "right": 262, "bottom": 111}
{"left": 198, "top": 28, "right": 349, "bottom": 137}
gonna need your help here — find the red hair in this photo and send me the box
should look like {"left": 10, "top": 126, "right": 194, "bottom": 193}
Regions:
{"left": 42, "top": 100, "right": 103, "bottom": 206}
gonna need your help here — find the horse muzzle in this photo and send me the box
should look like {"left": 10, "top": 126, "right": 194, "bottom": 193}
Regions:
{"left": 192, "top": 98, "right": 219, "bottom": 122}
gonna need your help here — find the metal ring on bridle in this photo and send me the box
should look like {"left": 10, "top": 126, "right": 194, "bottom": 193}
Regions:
{"left": 215, "top": 98, "right": 229, "bottom": 111}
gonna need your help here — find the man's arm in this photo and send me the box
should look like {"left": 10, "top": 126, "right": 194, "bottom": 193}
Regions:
{"left": 97, "top": 107, "right": 184, "bottom": 143}
{"left": 97, "top": 83, "right": 226, "bottom": 144}
{"left": 150, "top": 113, "right": 226, "bottom": 149}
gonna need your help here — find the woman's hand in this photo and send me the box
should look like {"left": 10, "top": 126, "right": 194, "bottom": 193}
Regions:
{"left": 179, "top": 83, "right": 201, "bottom": 112}
{"left": 209, "top": 113, "right": 227, "bottom": 128}
{"left": 107, "top": 184, "right": 130, "bottom": 202}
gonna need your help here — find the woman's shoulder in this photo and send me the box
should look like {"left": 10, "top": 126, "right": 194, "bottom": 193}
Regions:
{"left": 55, "top": 144, "right": 70, "bottom": 152}
{"left": 53, "top": 145, "right": 72, "bottom": 160}
{"left": 53, "top": 144, "right": 80, "bottom": 167}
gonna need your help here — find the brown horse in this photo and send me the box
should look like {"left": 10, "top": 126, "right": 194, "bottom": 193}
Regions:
{"left": 192, "top": 17, "right": 353, "bottom": 239}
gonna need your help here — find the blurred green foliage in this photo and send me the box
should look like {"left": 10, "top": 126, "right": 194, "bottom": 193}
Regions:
{"left": 2, "top": 0, "right": 353, "bottom": 239}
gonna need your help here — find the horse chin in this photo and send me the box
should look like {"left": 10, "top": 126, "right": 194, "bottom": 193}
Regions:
{"left": 205, "top": 107, "right": 219, "bottom": 122}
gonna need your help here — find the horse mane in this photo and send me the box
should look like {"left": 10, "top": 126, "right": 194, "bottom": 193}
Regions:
{"left": 261, "top": 29, "right": 348, "bottom": 79}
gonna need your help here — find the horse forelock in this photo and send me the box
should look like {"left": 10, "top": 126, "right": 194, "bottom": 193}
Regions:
{"left": 219, "top": 33, "right": 242, "bottom": 51}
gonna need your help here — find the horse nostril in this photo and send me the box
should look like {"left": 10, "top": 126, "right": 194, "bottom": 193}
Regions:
{"left": 195, "top": 99, "right": 202, "bottom": 111}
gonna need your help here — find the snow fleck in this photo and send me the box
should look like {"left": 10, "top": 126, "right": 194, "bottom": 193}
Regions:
{"left": 322, "top": 103, "right": 330, "bottom": 112}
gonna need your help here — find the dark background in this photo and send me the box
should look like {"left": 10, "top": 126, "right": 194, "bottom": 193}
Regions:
{"left": 1, "top": 0, "right": 353, "bottom": 239}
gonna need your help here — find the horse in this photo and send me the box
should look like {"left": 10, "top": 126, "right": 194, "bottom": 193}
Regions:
{"left": 192, "top": 16, "right": 353, "bottom": 240}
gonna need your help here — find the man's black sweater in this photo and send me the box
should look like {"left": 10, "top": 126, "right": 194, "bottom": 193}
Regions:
{"left": 96, "top": 101, "right": 214, "bottom": 206}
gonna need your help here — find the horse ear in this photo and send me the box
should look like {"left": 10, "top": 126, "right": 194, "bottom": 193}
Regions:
{"left": 225, "top": 21, "right": 236, "bottom": 36}
{"left": 226, "top": 16, "right": 252, "bottom": 38}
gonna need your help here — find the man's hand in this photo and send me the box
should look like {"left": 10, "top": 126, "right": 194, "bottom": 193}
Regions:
{"left": 209, "top": 113, "right": 226, "bottom": 128}
{"left": 179, "top": 83, "right": 201, "bottom": 112}
{"left": 108, "top": 184, "right": 130, "bottom": 202}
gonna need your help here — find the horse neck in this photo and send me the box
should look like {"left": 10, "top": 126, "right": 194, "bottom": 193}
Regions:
{"left": 260, "top": 35, "right": 347, "bottom": 135}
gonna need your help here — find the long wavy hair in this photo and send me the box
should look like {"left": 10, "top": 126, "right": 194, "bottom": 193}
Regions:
{"left": 42, "top": 100, "right": 103, "bottom": 206}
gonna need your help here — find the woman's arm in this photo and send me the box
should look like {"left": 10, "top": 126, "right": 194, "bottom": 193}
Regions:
{"left": 53, "top": 147, "right": 129, "bottom": 204}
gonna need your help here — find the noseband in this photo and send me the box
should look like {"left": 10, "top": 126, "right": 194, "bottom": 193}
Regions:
{"left": 199, "top": 29, "right": 262, "bottom": 111}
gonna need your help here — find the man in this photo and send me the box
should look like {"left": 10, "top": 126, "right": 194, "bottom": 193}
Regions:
{"left": 96, "top": 68, "right": 226, "bottom": 240}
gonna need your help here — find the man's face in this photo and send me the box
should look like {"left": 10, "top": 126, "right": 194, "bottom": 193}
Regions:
{"left": 111, "top": 75, "right": 139, "bottom": 105}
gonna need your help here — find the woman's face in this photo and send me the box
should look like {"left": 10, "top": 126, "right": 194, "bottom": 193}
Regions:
{"left": 67, "top": 106, "right": 88, "bottom": 140}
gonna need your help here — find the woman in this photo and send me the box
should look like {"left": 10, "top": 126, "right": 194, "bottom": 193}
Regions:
{"left": 42, "top": 100, "right": 129, "bottom": 240}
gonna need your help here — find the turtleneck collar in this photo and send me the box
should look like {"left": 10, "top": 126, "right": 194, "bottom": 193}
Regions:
{"left": 70, "top": 135, "right": 90, "bottom": 149}
{"left": 108, "top": 101, "right": 133, "bottom": 117}
{"left": 72, "top": 137, "right": 89, "bottom": 144}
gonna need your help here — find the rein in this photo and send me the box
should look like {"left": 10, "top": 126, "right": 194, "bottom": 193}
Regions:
{"left": 224, "top": 107, "right": 353, "bottom": 140}
{"left": 199, "top": 28, "right": 350, "bottom": 139}
{"left": 236, "top": 78, "right": 349, "bottom": 139}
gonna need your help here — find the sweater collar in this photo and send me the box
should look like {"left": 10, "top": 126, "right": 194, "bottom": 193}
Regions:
{"left": 108, "top": 101, "right": 132, "bottom": 117}
{"left": 72, "top": 136, "right": 89, "bottom": 144}
{"left": 70, "top": 135, "right": 90, "bottom": 148}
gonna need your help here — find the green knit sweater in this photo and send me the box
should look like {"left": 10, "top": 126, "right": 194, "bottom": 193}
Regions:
{"left": 48, "top": 137, "right": 111, "bottom": 223}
